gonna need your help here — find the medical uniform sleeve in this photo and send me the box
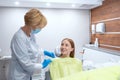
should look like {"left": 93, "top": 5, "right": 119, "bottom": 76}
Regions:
{"left": 11, "top": 34, "right": 42, "bottom": 75}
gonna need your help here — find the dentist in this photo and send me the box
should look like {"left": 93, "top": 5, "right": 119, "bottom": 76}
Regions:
{"left": 8, "top": 8, "right": 54, "bottom": 80}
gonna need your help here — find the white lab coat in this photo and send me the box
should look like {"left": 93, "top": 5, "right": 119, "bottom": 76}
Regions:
{"left": 8, "top": 28, "right": 45, "bottom": 80}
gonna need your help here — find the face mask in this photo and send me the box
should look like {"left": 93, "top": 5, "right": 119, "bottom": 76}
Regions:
{"left": 31, "top": 28, "right": 41, "bottom": 34}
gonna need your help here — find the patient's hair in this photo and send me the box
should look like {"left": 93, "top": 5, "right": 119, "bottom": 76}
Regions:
{"left": 61, "top": 38, "right": 75, "bottom": 58}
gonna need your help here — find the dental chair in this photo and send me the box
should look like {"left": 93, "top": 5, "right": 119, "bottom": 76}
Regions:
{"left": 45, "top": 70, "right": 51, "bottom": 80}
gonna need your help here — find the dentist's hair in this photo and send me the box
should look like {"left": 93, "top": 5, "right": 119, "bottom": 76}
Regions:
{"left": 24, "top": 8, "right": 47, "bottom": 28}
{"left": 61, "top": 38, "right": 75, "bottom": 58}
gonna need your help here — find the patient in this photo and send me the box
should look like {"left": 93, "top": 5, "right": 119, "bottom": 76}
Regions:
{"left": 49, "top": 38, "right": 82, "bottom": 80}
{"left": 46, "top": 38, "right": 120, "bottom": 80}
{"left": 49, "top": 38, "right": 120, "bottom": 80}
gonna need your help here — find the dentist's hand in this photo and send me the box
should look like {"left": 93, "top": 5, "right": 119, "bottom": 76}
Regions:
{"left": 44, "top": 50, "right": 55, "bottom": 58}
{"left": 42, "top": 59, "right": 52, "bottom": 69}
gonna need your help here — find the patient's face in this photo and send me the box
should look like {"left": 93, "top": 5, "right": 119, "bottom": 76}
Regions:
{"left": 60, "top": 40, "right": 73, "bottom": 57}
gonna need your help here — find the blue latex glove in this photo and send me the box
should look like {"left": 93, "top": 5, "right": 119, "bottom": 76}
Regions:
{"left": 42, "top": 59, "right": 52, "bottom": 68}
{"left": 44, "top": 50, "right": 55, "bottom": 58}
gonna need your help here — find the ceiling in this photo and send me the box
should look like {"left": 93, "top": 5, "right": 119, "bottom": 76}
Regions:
{"left": 0, "top": 0, "right": 104, "bottom": 9}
